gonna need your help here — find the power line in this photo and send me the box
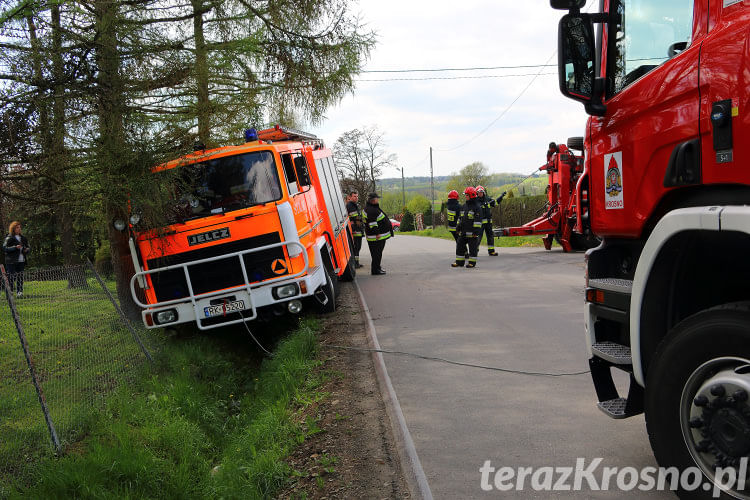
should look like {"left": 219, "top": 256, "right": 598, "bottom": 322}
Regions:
{"left": 360, "top": 63, "right": 556, "bottom": 74}
{"left": 357, "top": 72, "right": 557, "bottom": 82}
{"left": 434, "top": 51, "right": 558, "bottom": 153}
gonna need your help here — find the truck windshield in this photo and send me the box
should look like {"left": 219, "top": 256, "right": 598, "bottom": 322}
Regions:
{"left": 165, "top": 150, "right": 282, "bottom": 223}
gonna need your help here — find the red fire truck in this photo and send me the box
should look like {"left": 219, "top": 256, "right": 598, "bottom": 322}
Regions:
{"left": 117, "top": 125, "right": 355, "bottom": 330}
{"left": 554, "top": 0, "right": 750, "bottom": 496}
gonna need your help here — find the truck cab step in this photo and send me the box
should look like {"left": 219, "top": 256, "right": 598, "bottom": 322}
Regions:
{"left": 592, "top": 341, "right": 632, "bottom": 365}
{"left": 588, "top": 278, "right": 633, "bottom": 294}
{"left": 597, "top": 398, "right": 640, "bottom": 419}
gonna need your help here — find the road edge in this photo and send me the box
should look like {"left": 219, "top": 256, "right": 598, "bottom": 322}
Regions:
{"left": 353, "top": 280, "right": 434, "bottom": 500}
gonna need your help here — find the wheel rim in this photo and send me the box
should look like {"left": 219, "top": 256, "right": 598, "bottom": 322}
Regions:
{"left": 681, "top": 356, "right": 750, "bottom": 499}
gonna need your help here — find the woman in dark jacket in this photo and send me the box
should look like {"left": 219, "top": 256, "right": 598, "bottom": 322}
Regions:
{"left": 3, "top": 221, "right": 30, "bottom": 297}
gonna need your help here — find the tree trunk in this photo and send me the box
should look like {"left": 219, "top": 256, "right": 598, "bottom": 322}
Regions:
{"left": 192, "top": 0, "right": 211, "bottom": 147}
{"left": 94, "top": 0, "right": 139, "bottom": 319}
{"left": 50, "top": 3, "right": 85, "bottom": 287}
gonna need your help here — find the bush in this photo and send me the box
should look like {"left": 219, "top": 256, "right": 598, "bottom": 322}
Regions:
{"left": 94, "top": 240, "right": 113, "bottom": 277}
{"left": 400, "top": 208, "right": 415, "bottom": 232}
{"left": 492, "top": 194, "right": 547, "bottom": 228}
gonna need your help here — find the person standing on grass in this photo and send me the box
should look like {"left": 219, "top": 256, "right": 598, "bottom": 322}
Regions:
{"left": 3, "top": 221, "right": 30, "bottom": 297}
{"left": 364, "top": 193, "right": 392, "bottom": 275}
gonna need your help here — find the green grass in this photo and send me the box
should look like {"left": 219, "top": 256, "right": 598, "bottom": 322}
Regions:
{"left": 399, "top": 226, "right": 555, "bottom": 247}
{"left": 0, "top": 277, "right": 150, "bottom": 488}
{"left": 1, "top": 277, "right": 326, "bottom": 499}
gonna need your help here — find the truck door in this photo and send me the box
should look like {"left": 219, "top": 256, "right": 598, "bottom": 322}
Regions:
{"left": 698, "top": 3, "right": 750, "bottom": 186}
{"left": 590, "top": 0, "right": 698, "bottom": 237}
{"left": 281, "top": 151, "right": 315, "bottom": 229}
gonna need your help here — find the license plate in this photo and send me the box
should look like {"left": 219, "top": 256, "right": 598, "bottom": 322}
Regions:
{"left": 204, "top": 300, "right": 246, "bottom": 318}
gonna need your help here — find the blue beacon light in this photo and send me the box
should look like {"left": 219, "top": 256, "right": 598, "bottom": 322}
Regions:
{"left": 244, "top": 128, "right": 259, "bottom": 142}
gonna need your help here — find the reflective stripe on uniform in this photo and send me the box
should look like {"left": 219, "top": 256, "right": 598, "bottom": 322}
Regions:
{"left": 367, "top": 232, "right": 391, "bottom": 242}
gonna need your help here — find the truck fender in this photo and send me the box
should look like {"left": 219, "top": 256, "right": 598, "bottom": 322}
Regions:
{"left": 630, "top": 206, "right": 723, "bottom": 386}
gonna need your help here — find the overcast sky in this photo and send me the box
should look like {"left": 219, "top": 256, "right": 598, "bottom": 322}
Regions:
{"left": 314, "top": 0, "right": 594, "bottom": 178}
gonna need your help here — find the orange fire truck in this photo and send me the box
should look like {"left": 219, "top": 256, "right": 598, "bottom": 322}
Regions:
{"left": 117, "top": 125, "right": 355, "bottom": 330}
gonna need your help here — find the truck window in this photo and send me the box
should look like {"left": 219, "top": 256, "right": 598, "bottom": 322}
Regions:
{"left": 163, "top": 150, "right": 281, "bottom": 224}
{"left": 608, "top": 0, "right": 694, "bottom": 96}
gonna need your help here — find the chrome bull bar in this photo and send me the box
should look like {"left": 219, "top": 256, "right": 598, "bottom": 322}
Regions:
{"left": 130, "top": 241, "right": 308, "bottom": 328}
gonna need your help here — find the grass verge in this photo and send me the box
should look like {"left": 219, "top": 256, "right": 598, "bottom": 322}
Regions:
{"left": 398, "top": 226, "right": 556, "bottom": 247}
{"left": 5, "top": 317, "right": 325, "bottom": 499}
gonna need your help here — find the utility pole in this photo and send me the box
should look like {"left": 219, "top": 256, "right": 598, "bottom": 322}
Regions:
{"left": 395, "top": 167, "right": 405, "bottom": 208}
{"left": 429, "top": 147, "right": 434, "bottom": 228}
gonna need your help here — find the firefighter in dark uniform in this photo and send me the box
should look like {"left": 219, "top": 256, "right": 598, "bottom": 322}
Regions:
{"left": 452, "top": 187, "right": 483, "bottom": 268}
{"left": 476, "top": 185, "right": 499, "bottom": 256}
{"left": 346, "top": 191, "right": 364, "bottom": 268}
{"left": 446, "top": 190, "right": 461, "bottom": 241}
{"left": 364, "top": 193, "right": 392, "bottom": 275}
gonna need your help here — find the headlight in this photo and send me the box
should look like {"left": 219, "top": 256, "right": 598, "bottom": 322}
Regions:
{"left": 154, "top": 309, "right": 178, "bottom": 325}
{"left": 113, "top": 219, "right": 127, "bottom": 231}
{"left": 272, "top": 283, "right": 299, "bottom": 299}
{"left": 129, "top": 213, "right": 142, "bottom": 225}
{"left": 287, "top": 300, "right": 302, "bottom": 314}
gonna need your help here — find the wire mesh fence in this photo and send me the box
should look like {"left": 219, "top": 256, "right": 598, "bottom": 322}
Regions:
{"left": 0, "top": 263, "right": 156, "bottom": 490}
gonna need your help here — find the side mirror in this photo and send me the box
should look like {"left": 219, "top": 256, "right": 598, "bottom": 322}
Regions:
{"left": 294, "top": 156, "right": 311, "bottom": 186}
{"left": 550, "top": 0, "right": 586, "bottom": 10}
{"left": 558, "top": 13, "right": 606, "bottom": 116}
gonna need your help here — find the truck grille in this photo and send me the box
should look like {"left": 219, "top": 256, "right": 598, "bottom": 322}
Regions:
{"left": 146, "top": 233, "right": 285, "bottom": 302}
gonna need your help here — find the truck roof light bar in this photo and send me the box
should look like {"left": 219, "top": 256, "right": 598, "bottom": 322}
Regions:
{"left": 256, "top": 124, "right": 324, "bottom": 147}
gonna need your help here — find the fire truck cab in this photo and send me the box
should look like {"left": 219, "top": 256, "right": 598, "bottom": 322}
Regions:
{"left": 124, "top": 125, "right": 355, "bottom": 330}
{"left": 555, "top": 0, "right": 750, "bottom": 496}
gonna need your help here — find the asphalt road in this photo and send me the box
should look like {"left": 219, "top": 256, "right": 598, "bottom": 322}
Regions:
{"left": 356, "top": 235, "right": 672, "bottom": 499}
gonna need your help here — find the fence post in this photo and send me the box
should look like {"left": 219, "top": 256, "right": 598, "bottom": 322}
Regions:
{"left": 85, "top": 260, "right": 153, "bottom": 363}
{"left": 0, "top": 265, "right": 61, "bottom": 453}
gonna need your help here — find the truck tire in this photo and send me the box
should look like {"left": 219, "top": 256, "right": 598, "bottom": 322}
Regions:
{"left": 317, "top": 264, "right": 337, "bottom": 314}
{"left": 339, "top": 256, "right": 356, "bottom": 282}
{"left": 645, "top": 304, "right": 750, "bottom": 499}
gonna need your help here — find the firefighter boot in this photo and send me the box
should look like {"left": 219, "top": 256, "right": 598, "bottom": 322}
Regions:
{"left": 466, "top": 261, "right": 476, "bottom": 268}
{"left": 452, "top": 257, "right": 465, "bottom": 268}
{"left": 488, "top": 249, "right": 498, "bottom": 256}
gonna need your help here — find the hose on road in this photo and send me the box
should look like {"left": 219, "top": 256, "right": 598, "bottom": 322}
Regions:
{"left": 324, "top": 344, "right": 590, "bottom": 377}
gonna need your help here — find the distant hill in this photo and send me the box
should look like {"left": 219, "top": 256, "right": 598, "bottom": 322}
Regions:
{"left": 377, "top": 172, "right": 547, "bottom": 198}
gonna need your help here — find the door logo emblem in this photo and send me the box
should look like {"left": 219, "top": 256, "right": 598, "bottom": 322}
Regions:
{"left": 604, "top": 152, "right": 624, "bottom": 210}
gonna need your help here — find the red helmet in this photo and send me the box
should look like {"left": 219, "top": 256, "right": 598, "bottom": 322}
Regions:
{"left": 464, "top": 186, "right": 477, "bottom": 199}
{"left": 475, "top": 185, "right": 486, "bottom": 194}
{"left": 448, "top": 190, "right": 459, "bottom": 200}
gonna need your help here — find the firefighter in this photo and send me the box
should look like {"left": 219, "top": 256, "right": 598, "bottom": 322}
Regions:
{"left": 364, "top": 193, "right": 393, "bottom": 275}
{"left": 476, "top": 185, "right": 499, "bottom": 256}
{"left": 452, "top": 187, "right": 482, "bottom": 268}
{"left": 346, "top": 191, "right": 364, "bottom": 268}
{"left": 446, "top": 190, "right": 461, "bottom": 241}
